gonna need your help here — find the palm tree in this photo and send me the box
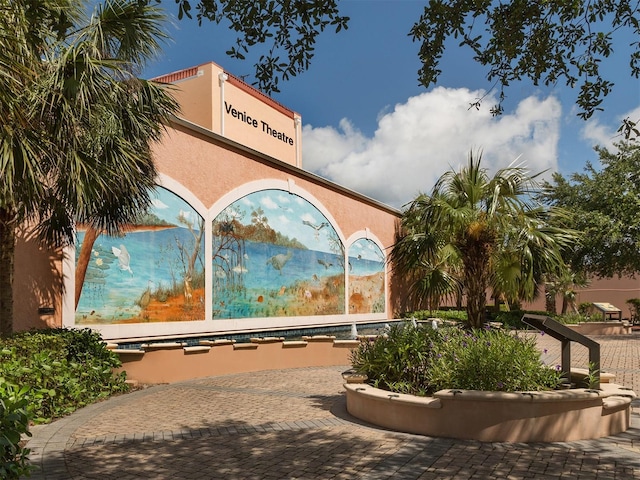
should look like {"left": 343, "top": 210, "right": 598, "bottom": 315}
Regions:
{"left": 544, "top": 269, "right": 589, "bottom": 315}
{"left": 392, "top": 201, "right": 463, "bottom": 311}
{"left": 0, "top": 0, "right": 178, "bottom": 335}
{"left": 391, "top": 153, "right": 578, "bottom": 328}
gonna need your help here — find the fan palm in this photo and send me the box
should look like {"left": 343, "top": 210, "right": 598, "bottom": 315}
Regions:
{"left": 0, "top": 0, "right": 178, "bottom": 335}
{"left": 544, "top": 269, "right": 589, "bottom": 315}
{"left": 391, "top": 153, "right": 578, "bottom": 328}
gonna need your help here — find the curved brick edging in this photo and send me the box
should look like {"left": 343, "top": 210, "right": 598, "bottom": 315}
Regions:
{"left": 344, "top": 383, "right": 636, "bottom": 442}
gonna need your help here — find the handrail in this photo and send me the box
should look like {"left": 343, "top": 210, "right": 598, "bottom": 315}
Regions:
{"left": 521, "top": 314, "right": 601, "bottom": 389}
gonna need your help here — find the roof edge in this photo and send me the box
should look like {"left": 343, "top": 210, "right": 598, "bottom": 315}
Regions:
{"left": 166, "top": 115, "right": 401, "bottom": 217}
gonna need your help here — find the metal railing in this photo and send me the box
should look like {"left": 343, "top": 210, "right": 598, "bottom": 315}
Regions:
{"left": 522, "top": 314, "right": 600, "bottom": 389}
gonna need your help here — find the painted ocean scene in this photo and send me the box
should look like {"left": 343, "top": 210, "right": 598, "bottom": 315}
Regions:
{"left": 348, "top": 238, "right": 386, "bottom": 314}
{"left": 74, "top": 186, "right": 385, "bottom": 324}
{"left": 212, "top": 189, "right": 351, "bottom": 318}
{"left": 75, "top": 187, "right": 205, "bottom": 324}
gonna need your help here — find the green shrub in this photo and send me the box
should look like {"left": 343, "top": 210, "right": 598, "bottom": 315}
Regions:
{"left": 0, "top": 383, "right": 33, "bottom": 479}
{"left": 0, "top": 328, "right": 129, "bottom": 424}
{"left": 350, "top": 322, "right": 437, "bottom": 395}
{"left": 492, "top": 310, "right": 527, "bottom": 329}
{"left": 553, "top": 312, "right": 590, "bottom": 324}
{"left": 427, "top": 327, "right": 562, "bottom": 392}
{"left": 350, "top": 323, "right": 562, "bottom": 395}
{"left": 578, "top": 302, "right": 593, "bottom": 316}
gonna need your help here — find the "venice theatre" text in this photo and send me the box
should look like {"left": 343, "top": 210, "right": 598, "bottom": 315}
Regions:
{"left": 225, "top": 102, "right": 294, "bottom": 146}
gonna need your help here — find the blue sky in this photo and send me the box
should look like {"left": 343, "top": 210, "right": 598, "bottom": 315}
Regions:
{"left": 144, "top": 1, "right": 640, "bottom": 209}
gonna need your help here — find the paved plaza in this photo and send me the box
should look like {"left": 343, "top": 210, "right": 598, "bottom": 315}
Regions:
{"left": 27, "top": 332, "right": 640, "bottom": 479}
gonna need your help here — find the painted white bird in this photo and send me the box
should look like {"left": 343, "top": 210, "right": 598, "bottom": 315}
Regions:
{"left": 111, "top": 245, "right": 133, "bottom": 275}
{"left": 302, "top": 220, "right": 329, "bottom": 239}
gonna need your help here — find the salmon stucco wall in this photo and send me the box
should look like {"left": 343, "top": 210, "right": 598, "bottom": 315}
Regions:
{"left": 525, "top": 276, "right": 640, "bottom": 319}
{"left": 13, "top": 225, "right": 63, "bottom": 332}
{"left": 154, "top": 62, "right": 302, "bottom": 167}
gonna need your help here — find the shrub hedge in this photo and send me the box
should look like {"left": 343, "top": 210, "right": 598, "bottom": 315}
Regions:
{"left": 350, "top": 322, "right": 562, "bottom": 395}
{"left": 0, "top": 385, "right": 32, "bottom": 479}
{"left": 0, "top": 328, "right": 129, "bottom": 477}
{"left": 0, "top": 328, "right": 129, "bottom": 424}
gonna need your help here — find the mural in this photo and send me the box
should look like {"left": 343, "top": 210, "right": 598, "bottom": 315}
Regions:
{"left": 348, "top": 239, "right": 386, "bottom": 314}
{"left": 212, "top": 189, "right": 345, "bottom": 318}
{"left": 75, "top": 187, "right": 205, "bottom": 324}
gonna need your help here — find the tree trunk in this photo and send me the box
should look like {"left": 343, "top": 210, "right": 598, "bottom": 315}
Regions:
{"left": 466, "top": 280, "right": 487, "bottom": 328}
{"left": 545, "top": 284, "right": 557, "bottom": 314}
{"left": 464, "top": 255, "right": 489, "bottom": 328}
{"left": 492, "top": 293, "right": 501, "bottom": 313}
{"left": 0, "top": 207, "right": 16, "bottom": 336}
{"left": 461, "top": 233, "right": 492, "bottom": 329}
{"left": 75, "top": 226, "right": 100, "bottom": 308}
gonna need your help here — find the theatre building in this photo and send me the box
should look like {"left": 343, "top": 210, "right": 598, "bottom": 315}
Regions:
{"left": 13, "top": 61, "right": 403, "bottom": 342}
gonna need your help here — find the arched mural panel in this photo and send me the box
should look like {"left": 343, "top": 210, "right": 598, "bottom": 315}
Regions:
{"left": 75, "top": 186, "right": 205, "bottom": 324}
{"left": 348, "top": 238, "right": 386, "bottom": 314}
{"left": 211, "top": 189, "right": 345, "bottom": 318}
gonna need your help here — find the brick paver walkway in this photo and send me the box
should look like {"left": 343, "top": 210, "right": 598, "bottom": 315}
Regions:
{"left": 26, "top": 333, "right": 640, "bottom": 479}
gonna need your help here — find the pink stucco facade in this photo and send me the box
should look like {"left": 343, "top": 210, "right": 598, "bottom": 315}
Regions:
{"left": 12, "top": 61, "right": 403, "bottom": 341}
{"left": 154, "top": 62, "right": 302, "bottom": 167}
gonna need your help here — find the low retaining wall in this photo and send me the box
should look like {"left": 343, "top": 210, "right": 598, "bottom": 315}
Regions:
{"left": 344, "top": 383, "right": 636, "bottom": 442}
{"left": 567, "top": 321, "right": 632, "bottom": 335}
{"left": 113, "top": 336, "right": 358, "bottom": 384}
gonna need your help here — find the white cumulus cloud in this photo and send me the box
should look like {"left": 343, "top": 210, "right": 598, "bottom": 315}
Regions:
{"left": 581, "top": 105, "right": 640, "bottom": 151}
{"left": 302, "top": 87, "right": 562, "bottom": 208}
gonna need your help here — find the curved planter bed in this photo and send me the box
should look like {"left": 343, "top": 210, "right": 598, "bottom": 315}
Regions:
{"left": 344, "top": 382, "right": 636, "bottom": 442}
{"left": 567, "top": 321, "right": 632, "bottom": 336}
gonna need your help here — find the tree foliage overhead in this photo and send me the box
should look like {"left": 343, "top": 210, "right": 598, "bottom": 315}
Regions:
{"left": 168, "top": 0, "right": 349, "bottom": 94}
{"left": 165, "top": 1, "right": 638, "bottom": 133}
{"left": 541, "top": 142, "right": 640, "bottom": 278}
{"left": 409, "top": 0, "right": 640, "bottom": 126}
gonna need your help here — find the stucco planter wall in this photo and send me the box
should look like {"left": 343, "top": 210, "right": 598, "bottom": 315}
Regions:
{"left": 344, "top": 383, "right": 635, "bottom": 442}
{"left": 567, "top": 322, "right": 632, "bottom": 335}
{"left": 114, "top": 336, "right": 359, "bottom": 384}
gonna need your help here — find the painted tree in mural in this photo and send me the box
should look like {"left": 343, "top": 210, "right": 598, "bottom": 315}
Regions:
{"left": 167, "top": 0, "right": 638, "bottom": 134}
{"left": 212, "top": 207, "right": 248, "bottom": 305}
{"left": 174, "top": 213, "right": 205, "bottom": 305}
{"left": 391, "top": 153, "right": 578, "bottom": 328}
{"left": 0, "top": 0, "right": 178, "bottom": 335}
